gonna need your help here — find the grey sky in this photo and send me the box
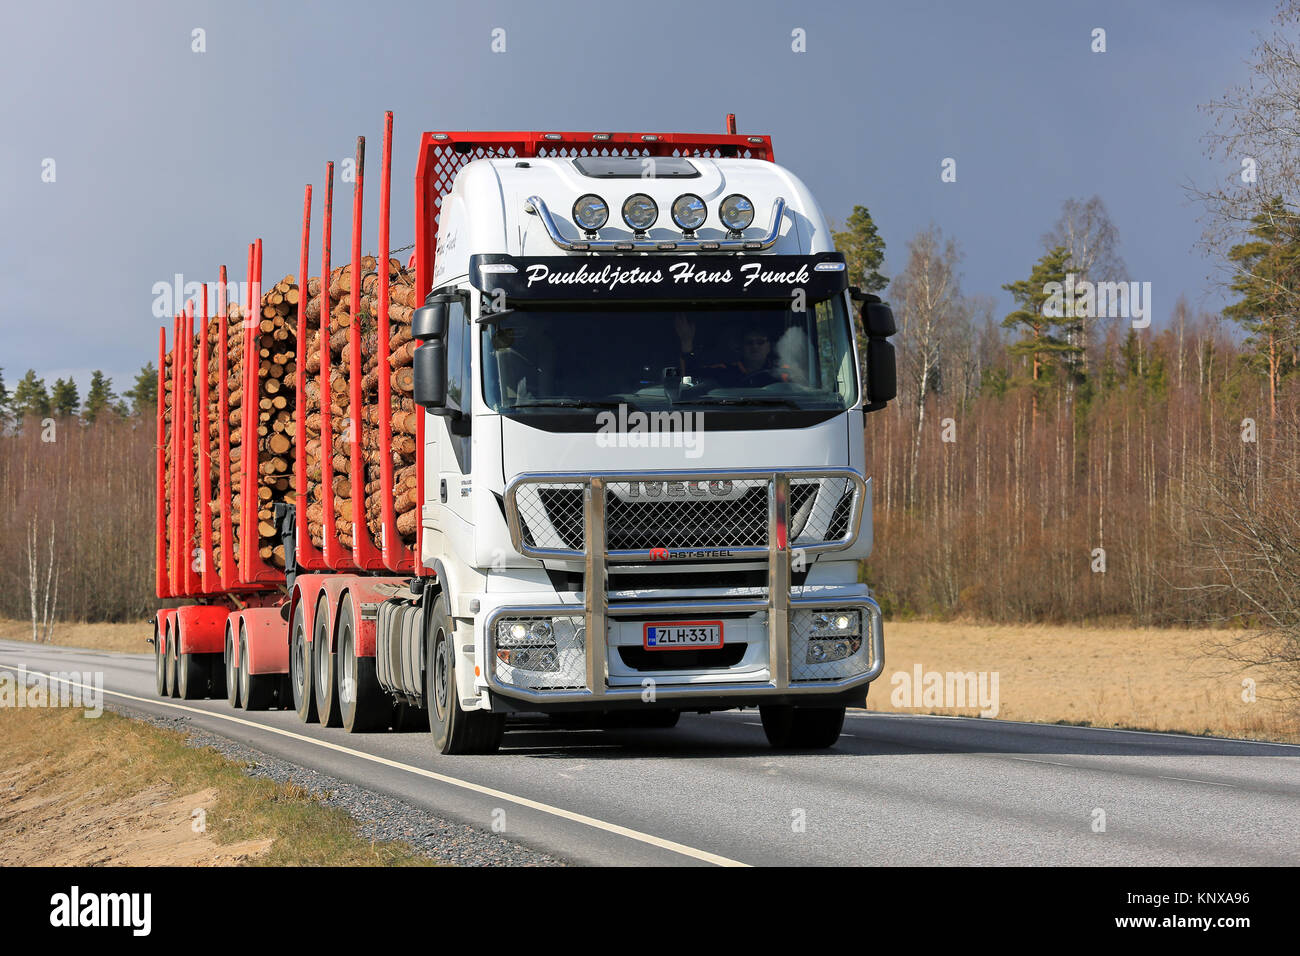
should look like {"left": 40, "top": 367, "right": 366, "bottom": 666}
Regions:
{"left": 0, "top": 0, "right": 1270, "bottom": 398}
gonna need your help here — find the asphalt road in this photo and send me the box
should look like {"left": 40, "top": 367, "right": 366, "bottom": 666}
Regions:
{"left": 3, "top": 637, "right": 1298, "bottom": 866}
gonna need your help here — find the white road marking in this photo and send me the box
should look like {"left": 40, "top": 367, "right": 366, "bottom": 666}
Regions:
{"left": 0, "top": 661, "right": 748, "bottom": 867}
{"left": 1158, "top": 775, "right": 1236, "bottom": 789}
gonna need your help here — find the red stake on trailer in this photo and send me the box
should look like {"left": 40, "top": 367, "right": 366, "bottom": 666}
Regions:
{"left": 320, "top": 162, "right": 351, "bottom": 570}
{"left": 197, "top": 284, "right": 217, "bottom": 593}
{"left": 183, "top": 300, "right": 200, "bottom": 594}
{"left": 155, "top": 326, "right": 169, "bottom": 599}
{"left": 170, "top": 312, "right": 182, "bottom": 595}
{"left": 295, "top": 184, "right": 326, "bottom": 572}
{"left": 241, "top": 238, "right": 278, "bottom": 583}
{"left": 216, "top": 265, "right": 237, "bottom": 590}
{"left": 349, "top": 135, "right": 383, "bottom": 570}
{"left": 376, "top": 110, "right": 406, "bottom": 572}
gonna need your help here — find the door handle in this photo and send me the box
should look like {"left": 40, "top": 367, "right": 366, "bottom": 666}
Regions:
{"left": 439, "top": 478, "right": 448, "bottom": 503}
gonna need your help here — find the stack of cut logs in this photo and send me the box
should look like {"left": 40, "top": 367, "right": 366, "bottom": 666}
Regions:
{"left": 302, "top": 256, "right": 419, "bottom": 552}
{"left": 203, "top": 277, "right": 300, "bottom": 570}
{"left": 161, "top": 348, "right": 175, "bottom": 580}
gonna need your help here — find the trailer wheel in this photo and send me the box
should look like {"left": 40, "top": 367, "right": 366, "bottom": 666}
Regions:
{"left": 225, "top": 625, "right": 241, "bottom": 709}
{"left": 759, "top": 705, "right": 846, "bottom": 749}
{"left": 426, "top": 595, "right": 504, "bottom": 755}
{"left": 313, "top": 597, "right": 342, "bottom": 728}
{"left": 290, "top": 601, "right": 317, "bottom": 723}
{"left": 240, "top": 623, "right": 276, "bottom": 711}
{"left": 339, "top": 594, "right": 390, "bottom": 733}
{"left": 154, "top": 622, "right": 167, "bottom": 697}
{"left": 177, "top": 652, "right": 207, "bottom": 700}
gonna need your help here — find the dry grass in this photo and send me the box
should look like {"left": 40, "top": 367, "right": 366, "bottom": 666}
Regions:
{"left": 875, "top": 621, "right": 1300, "bottom": 744}
{"left": 0, "top": 703, "right": 436, "bottom": 866}
{"left": 0, "top": 618, "right": 150, "bottom": 653}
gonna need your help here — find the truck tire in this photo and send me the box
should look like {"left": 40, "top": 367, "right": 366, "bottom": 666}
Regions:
{"left": 313, "top": 597, "right": 342, "bottom": 728}
{"left": 240, "top": 623, "right": 276, "bottom": 711}
{"left": 426, "top": 595, "right": 503, "bottom": 755}
{"left": 154, "top": 623, "right": 167, "bottom": 697}
{"left": 759, "top": 704, "right": 845, "bottom": 749}
{"left": 338, "top": 594, "right": 390, "bottom": 733}
{"left": 177, "top": 652, "right": 208, "bottom": 700}
{"left": 290, "top": 601, "right": 316, "bottom": 723}
{"left": 226, "top": 626, "right": 241, "bottom": 709}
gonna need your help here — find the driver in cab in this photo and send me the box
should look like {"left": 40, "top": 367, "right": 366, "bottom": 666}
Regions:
{"left": 674, "top": 314, "right": 790, "bottom": 387}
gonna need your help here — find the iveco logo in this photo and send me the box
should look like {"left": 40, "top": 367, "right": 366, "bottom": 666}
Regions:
{"left": 624, "top": 480, "right": 735, "bottom": 499}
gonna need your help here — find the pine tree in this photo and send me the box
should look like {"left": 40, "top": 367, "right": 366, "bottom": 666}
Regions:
{"left": 82, "top": 370, "right": 117, "bottom": 424}
{"left": 50, "top": 378, "right": 80, "bottom": 418}
{"left": 1224, "top": 195, "right": 1300, "bottom": 419}
{"left": 832, "top": 205, "right": 889, "bottom": 294}
{"left": 10, "top": 370, "right": 51, "bottom": 422}
{"left": 1001, "top": 246, "right": 1080, "bottom": 422}
{"left": 122, "top": 362, "right": 158, "bottom": 417}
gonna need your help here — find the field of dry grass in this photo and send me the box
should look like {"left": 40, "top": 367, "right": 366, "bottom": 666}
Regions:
{"left": 0, "top": 619, "right": 150, "bottom": 653}
{"left": 877, "top": 621, "right": 1299, "bottom": 744}
{"left": 0, "top": 704, "right": 433, "bottom": 866}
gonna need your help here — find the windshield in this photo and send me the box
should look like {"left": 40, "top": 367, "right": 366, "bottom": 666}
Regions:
{"left": 481, "top": 297, "right": 857, "bottom": 415}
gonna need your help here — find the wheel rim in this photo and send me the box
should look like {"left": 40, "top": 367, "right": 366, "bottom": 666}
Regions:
{"left": 292, "top": 624, "right": 306, "bottom": 704}
{"left": 433, "top": 630, "right": 449, "bottom": 719}
{"left": 341, "top": 624, "right": 355, "bottom": 706}
{"left": 226, "top": 635, "right": 236, "bottom": 696}
{"left": 156, "top": 635, "right": 164, "bottom": 686}
{"left": 316, "top": 619, "right": 329, "bottom": 697}
{"left": 240, "top": 633, "right": 250, "bottom": 701}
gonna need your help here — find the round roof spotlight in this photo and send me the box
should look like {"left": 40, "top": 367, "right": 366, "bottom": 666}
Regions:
{"left": 572, "top": 194, "right": 609, "bottom": 231}
{"left": 671, "top": 193, "right": 707, "bottom": 232}
{"left": 719, "top": 193, "right": 755, "bottom": 232}
{"left": 622, "top": 193, "right": 658, "bottom": 232}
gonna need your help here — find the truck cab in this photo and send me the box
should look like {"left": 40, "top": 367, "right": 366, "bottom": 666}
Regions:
{"left": 408, "top": 148, "right": 895, "bottom": 749}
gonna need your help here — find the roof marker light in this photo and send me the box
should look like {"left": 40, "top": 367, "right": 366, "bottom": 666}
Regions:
{"left": 814, "top": 261, "right": 846, "bottom": 272}
{"left": 479, "top": 263, "right": 518, "bottom": 274}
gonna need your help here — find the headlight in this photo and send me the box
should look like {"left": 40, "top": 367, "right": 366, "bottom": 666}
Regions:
{"left": 622, "top": 193, "right": 658, "bottom": 231}
{"left": 806, "top": 636, "right": 862, "bottom": 664}
{"left": 572, "top": 194, "right": 608, "bottom": 230}
{"left": 719, "top": 193, "right": 754, "bottom": 231}
{"left": 670, "top": 193, "right": 707, "bottom": 231}
{"left": 810, "top": 611, "right": 860, "bottom": 637}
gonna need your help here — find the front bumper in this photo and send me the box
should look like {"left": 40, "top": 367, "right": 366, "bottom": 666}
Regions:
{"left": 484, "top": 470, "right": 883, "bottom": 706}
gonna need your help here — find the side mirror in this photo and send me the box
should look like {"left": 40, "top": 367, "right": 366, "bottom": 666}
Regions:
{"left": 412, "top": 299, "right": 449, "bottom": 341}
{"left": 413, "top": 339, "right": 447, "bottom": 409}
{"left": 862, "top": 300, "right": 897, "bottom": 338}
{"left": 864, "top": 339, "right": 896, "bottom": 411}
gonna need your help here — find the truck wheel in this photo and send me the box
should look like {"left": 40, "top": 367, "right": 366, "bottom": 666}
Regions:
{"left": 225, "top": 626, "right": 241, "bottom": 709}
{"left": 290, "top": 602, "right": 317, "bottom": 723}
{"left": 426, "top": 595, "right": 503, "bottom": 755}
{"left": 313, "top": 597, "right": 342, "bottom": 727}
{"left": 759, "top": 705, "right": 845, "bottom": 749}
{"left": 177, "top": 652, "right": 207, "bottom": 700}
{"left": 240, "top": 623, "right": 276, "bottom": 711}
{"left": 167, "top": 628, "right": 180, "bottom": 698}
{"left": 154, "top": 623, "right": 167, "bottom": 697}
{"left": 339, "top": 594, "right": 390, "bottom": 733}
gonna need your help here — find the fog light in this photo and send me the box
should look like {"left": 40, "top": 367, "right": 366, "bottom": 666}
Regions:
{"left": 671, "top": 193, "right": 707, "bottom": 231}
{"left": 622, "top": 193, "right": 658, "bottom": 231}
{"left": 719, "top": 193, "right": 754, "bottom": 231}
{"left": 806, "top": 636, "right": 862, "bottom": 664}
{"left": 573, "top": 194, "right": 608, "bottom": 231}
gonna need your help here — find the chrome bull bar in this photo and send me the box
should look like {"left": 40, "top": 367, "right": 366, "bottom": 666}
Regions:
{"left": 491, "top": 469, "right": 882, "bottom": 703}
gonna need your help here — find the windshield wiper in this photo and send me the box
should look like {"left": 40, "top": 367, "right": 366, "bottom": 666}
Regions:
{"left": 682, "top": 397, "right": 806, "bottom": 409}
{"left": 508, "top": 399, "right": 625, "bottom": 410}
